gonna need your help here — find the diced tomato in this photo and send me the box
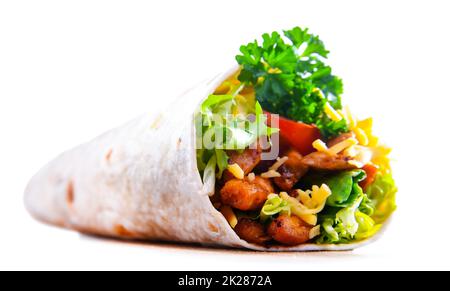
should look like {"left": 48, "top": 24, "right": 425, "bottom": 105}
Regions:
{"left": 265, "top": 113, "right": 321, "bottom": 156}
{"left": 359, "top": 163, "right": 378, "bottom": 190}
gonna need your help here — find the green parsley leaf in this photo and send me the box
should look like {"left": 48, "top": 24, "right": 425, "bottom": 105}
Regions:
{"left": 236, "top": 26, "right": 348, "bottom": 139}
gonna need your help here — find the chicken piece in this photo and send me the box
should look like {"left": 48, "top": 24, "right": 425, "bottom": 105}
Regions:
{"left": 273, "top": 149, "right": 309, "bottom": 191}
{"left": 327, "top": 132, "right": 356, "bottom": 147}
{"left": 267, "top": 215, "right": 312, "bottom": 246}
{"left": 220, "top": 176, "right": 274, "bottom": 211}
{"left": 301, "top": 151, "right": 357, "bottom": 170}
{"left": 234, "top": 218, "right": 271, "bottom": 245}
{"left": 223, "top": 147, "right": 262, "bottom": 181}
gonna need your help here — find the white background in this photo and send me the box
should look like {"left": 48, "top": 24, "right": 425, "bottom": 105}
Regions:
{"left": 1, "top": 0, "right": 449, "bottom": 270}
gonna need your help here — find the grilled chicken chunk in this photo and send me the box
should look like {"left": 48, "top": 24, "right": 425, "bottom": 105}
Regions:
{"left": 223, "top": 147, "right": 262, "bottom": 181}
{"left": 235, "top": 218, "right": 271, "bottom": 245}
{"left": 267, "top": 215, "right": 312, "bottom": 246}
{"left": 301, "top": 151, "right": 357, "bottom": 171}
{"left": 220, "top": 176, "right": 274, "bottom": 211}
{"left": 273, "top": 150, "right": 309, "bottom": 191}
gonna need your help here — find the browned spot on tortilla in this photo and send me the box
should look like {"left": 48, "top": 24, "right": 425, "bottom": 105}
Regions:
{"left": 208, "top": 222, "right": 219, "bottom": 233}
{"left": 177, "top": 138, "right": 182, "bottom": 149}
{"left": 114, "top": 224, "right": 133, "bottom": 237}
{"left": 105, "top": 148, "right": 113, "bottom": 162}
{"left": 66, "top": 180, "right": 74, "bottom": 205}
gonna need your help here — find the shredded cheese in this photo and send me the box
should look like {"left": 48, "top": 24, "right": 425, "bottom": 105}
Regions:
{"left": 357, "top": 117, "right": 373, "bottom": 131}
{"left": 269, "top": 156, "right": 289, "bottom": 172}
{"left": 268, "top": 67, "right": 282, "bottom": 74}
{"left": 343, "top": 145, "right": 358, "bottom": 158}
{"left": 220, "top": 206, "right": 238, "bottom": 228}
{"left": 348, "top": 160, "right": 364, "bottom": 168}
{"left": 335, "top": 107, "right": 391, "bottom": 171}
{"left": 312, "top": 139, "right": 330, "bottom": 153}
{"left": 261, "top": 170, "right": 281, "bottom": 179}
{"left": 354, "top": 127, "right": 369, "bottom": 146}
{"left": 324, "top": 102, "right": 342, "bottom": 122}
{"left": 309, "top": 225, "right": 321, "bottom": 239}
{"left": 342, "top": 108, "right": 374, "bottom": 147}
{"left": 346, "top": 145, "right": 373, "bottom": 168}
{"left": 227, "top": 163, "right": 244, "bottom": 179}
{"left": 328, "top": 138, "right": 358, "bottom": 155}
{"left": 344, "top": 105, "right": 357, "bottom": 128}
{"left": 337, "top": 109, "right": 347, "bottom": 121}
{"left": 300, "top": 214, "right": 317, "bottom": 226}
{"left": 247, "top": 172, "right": 256, "bottom": 182}
{"left": 279, "top": 185, "right": 331, "bottom": 226}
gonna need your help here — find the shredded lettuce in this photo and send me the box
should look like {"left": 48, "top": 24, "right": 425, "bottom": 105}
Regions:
{"left": 259, "top": 185, "right": 331, "bottom": 225}
{"left": 260, "top": 194, "right": 291, "bottom": 222}
{"left": 325, "top": 170, "right": 366, "bottom": 207}
{"left": 365, "top": 173, "right": 397, "bottom": 224}
{"left": 196, "top": 93, "right": 278, "bottom": 181}
{"left": 316, "top": 171, "right": 396, "bottom": 244}
{"left": 355, "top": 211, "right": 382, "bottom": 240}
{"left": 316, "top": 194, "right": 364, "bottom": 243}
{"left": 336, "top": 195, "right": 363, "bottom": 237}
{"left": 302, "top": 170, "right": 366, "bottom": 208}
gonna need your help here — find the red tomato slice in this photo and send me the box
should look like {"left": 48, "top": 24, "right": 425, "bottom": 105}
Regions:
{"left": 359, "top": 164, "right": 378, "bottom": 190}
{"left": 265, "top": 113, "right": 321, "bottom": 156}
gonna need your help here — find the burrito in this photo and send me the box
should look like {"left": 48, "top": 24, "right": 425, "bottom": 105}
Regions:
{"left": 25, "top": 27, "right": 397, "bottom": 251}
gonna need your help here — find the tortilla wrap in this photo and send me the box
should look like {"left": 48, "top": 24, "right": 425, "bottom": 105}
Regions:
{"left": 24, "top": 67, "right": 389, "bottom": 251}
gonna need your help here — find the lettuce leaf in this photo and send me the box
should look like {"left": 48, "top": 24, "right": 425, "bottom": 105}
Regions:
{"left": 196, "top": 94, "right": 278, "bottom": 181}
{"left": 316, "top": 194, "right": 364, "bottom": 243}
{"left": 354, "top": 211, "right": 382, "bottom": 240}
{"left": 316, "top": 172, "right": 396, "bottom": 243}
{"left": 304, "top": 169, "right": 366, "bottom": 208}
{"left": 365, "top": 173, "right": 397, "bottom": 224}
{"left": 260, "top": 194, "right": 291, "bottom": 222}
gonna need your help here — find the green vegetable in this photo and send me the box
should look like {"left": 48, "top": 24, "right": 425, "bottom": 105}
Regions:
{"left": 317, "top": 193, "right": 373, "bottom": 243}
{"left": 354, "top": 211, "right": 382, "bottom": 240}
{"left": 336, "top": 195, "right": 364, "bottom": 237}
{"left": 359, "top": 192, "right": 375, "bottom": 216}
{"left": 236, "top": 27, "right": 348, "bottom": 139}
{"left": 314, "top": 169, "right": 387, "bottom": 243}
{"left": 260, "top": 194, "right": 291, "bottom": 222}
{"left": 196, "top": 94, "right": 278, "bottom": 181}
{"left": 365, "top": 173, "right": 397, "bottom": 224}
{"left": 324, "top": 170, "right": 366, "bottom": 207}
{"left": 302, "top": 170, "right": 367, "bottom": 208}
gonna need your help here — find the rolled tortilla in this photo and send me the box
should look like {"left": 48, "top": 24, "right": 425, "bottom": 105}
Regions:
{"left": 24, "top": 67, "right": 388, "bottom": 251}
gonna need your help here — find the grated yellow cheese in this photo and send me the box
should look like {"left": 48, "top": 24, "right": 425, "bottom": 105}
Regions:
{"left": 312, "top": 139, "right": 330, "bottom": 154}
{"left": 227, "top": 163, "right": 244, "bottom": 179}
{"left": 309, "top": 225, "right": 321, "bottom": 239}
{"left": 269, "top": 156, "right": 289, "bottom": 172}
{"left": 324, "top": 102, "right": 342, "bottom": 122}
{"left": 299, "top": 214, "right": 317, "bottom": 226}
{"left": 247, "top": 172, "right": 256, "bottom": 182}
{"left": 280, "top": 184, "right": 331, "bottom": 226}
{"left": 220, "top": 205, "right": 238, "bottom": 228}
{"left": 328, "top": 138, "right": 358, "bottom": 155}
{"left": 354, "top": 127, "right": 369, "bottom": 146}
{"left": 348, "top": 160, "right": 364, "bottom": 168}
{"left": 261, "top": 170, "right": 281, "bottom": 179}
{"left": 357, "top": 117, "right": 373, "bottom": 132}
{"left": 335, "top": 107, "right": 391, "bottom": 172}
{"left": 344, "top": 105, "right": 357, "bottom": 128}
{"left": 337, "top": 109, "right": 347, "bottom": 121}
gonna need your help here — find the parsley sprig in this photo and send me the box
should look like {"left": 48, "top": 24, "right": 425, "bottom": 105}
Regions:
{"left": 236, "top": 27, "right": 348, "bottom": 139}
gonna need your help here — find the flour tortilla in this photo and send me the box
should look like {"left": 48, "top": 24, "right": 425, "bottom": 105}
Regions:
{"left": 24, "top": 66, "right": 389, "bottom": 251}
